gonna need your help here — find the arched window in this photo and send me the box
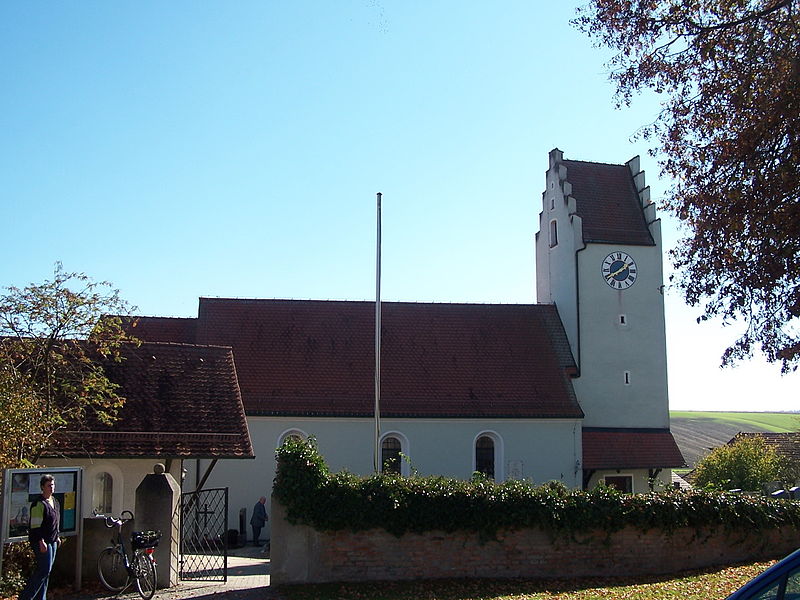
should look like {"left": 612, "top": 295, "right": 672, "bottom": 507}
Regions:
{"left": 277, "top": 428, "right": 308, "bottom": 447}
{"left": 473, "top": 431, "right": 504, "bottom": 480}
{"left": 93, "top": 472, "right": 113, "bottom": 515}
{"left": 475, "top": 436, "right": 495, "bottom": 480}
{"left": 381, "top": 436, "right": 402, "bottom": 474}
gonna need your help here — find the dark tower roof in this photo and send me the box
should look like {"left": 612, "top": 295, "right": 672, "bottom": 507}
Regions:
{"left": 561, "top": 158, "right": 655, "bottom": 246}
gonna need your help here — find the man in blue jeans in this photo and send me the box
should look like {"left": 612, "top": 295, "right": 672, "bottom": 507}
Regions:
{"left": 19, "top": 474, "right": 60, "bottom": 600}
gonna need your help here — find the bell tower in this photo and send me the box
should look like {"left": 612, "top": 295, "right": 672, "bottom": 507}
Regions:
{"left": 535, "top": 148, "right": 670, "bottom": 430}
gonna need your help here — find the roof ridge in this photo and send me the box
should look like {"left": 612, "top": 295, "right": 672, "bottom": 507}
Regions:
{"left": 562, "top": 158, "right": 628, "bottom": 168}
{"left": 131, "top": 340, "right": 232, "bottom": 351}
{"left": 131, "top": 315, "right": 196, "bottom": 320}
{"left": 199, "top": 297, "right": 553, "bottom": 308}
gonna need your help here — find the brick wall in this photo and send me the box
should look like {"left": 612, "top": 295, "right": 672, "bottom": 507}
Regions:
{"left": 270, "top": 498, "right": 800, "bottom": 585}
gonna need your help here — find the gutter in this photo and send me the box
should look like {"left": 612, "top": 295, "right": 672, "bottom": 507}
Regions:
{"left": 574, "top": 237, "right": 587, "bottom": 377}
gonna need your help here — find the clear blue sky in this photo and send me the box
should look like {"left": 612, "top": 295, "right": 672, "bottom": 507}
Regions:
{"left": 1, "top": 1, "right": 796, "bottom": 412}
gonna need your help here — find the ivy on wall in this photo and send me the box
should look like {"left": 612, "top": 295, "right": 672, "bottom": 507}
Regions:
{"left": 273, "top": 437, "right": 800, "bottom": 539}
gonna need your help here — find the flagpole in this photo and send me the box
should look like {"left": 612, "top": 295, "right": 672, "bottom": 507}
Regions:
{"left": 374, "top": 192, "right": 382, "bottom": 473}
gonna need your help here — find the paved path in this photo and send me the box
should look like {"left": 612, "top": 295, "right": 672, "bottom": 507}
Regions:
{"left": 59, "top": 545, "right": 282, "bottom": 600}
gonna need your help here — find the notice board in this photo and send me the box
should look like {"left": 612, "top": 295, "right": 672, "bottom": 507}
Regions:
{"left": 2, "top": 467, "right": 82, "bottom": 542}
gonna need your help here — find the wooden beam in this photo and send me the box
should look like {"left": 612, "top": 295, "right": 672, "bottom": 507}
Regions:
{"left": 195, "top": 459, "right": 218, "bottom": 493}
{"left": 582, "top": 469, "right": 596, "bottom": 490}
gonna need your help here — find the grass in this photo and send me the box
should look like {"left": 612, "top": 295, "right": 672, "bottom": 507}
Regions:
{"left": 280, "top": 559, "right": 776, "bottom": 599}
{"left": 670, "top": 411, "right": 799, "bottom": 433}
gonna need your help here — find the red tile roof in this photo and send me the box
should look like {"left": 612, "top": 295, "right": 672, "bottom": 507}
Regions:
{"left": 133, "top": 299, "right": 582, "bottom": 419}
{"left": 126, "top": 316, "right": 197, "bottom": 344}
{"left": 44, "top": 342, "right": 253, "bottom": 459}
{"left": 561, "top": 159, "right": 655, "bottom": 246}
{"left": 733, "top": 432, "right": 800, "bottom": 462}
{"left": 583, "top": 428, "right": 685, "bottom": 469}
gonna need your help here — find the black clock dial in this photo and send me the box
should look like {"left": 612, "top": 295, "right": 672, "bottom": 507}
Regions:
{"left": 602, "top": 252, "right": 638, "bottom": 289}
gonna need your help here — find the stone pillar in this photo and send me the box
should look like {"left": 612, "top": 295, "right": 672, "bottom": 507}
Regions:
{"left": 270, "top": 496, "right": 322, "bottom": 584}
{"left": 135, "top": 464, "right": 180, "bottom": 588}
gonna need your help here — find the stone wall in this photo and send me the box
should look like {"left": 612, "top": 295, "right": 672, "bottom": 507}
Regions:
{"left": 51, "top": 517, "right": 131, "bottom": 586}
{"left": 270, "top": 498, "right": 800, "bottom": 585}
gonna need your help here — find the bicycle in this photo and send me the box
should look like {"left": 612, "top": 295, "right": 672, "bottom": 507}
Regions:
{"left": 97, "top": 510, "right": 162, "bottom": 599}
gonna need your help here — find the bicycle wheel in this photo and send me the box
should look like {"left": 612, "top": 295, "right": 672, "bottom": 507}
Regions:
{"left": 134, "top": 551, "right": 157, "bottom": 600}
{"left": 97, "top": 547, "right": 128, "bottom": 592}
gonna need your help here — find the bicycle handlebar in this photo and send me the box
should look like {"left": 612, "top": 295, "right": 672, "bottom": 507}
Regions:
{"left": 103, "top": 510, "right": 135, "bottom": 528}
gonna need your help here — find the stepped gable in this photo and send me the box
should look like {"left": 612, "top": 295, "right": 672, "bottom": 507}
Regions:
{"left": 192, "top": 297, "right": 583, "bottom": 419}
{"left": 561, "top": 157, "right": 655, "bottom": 246}
{"left": 44, "top": 341, "right": 253, "bottom": 459}
{"left": 583, "top": 428, "right": 685, "bottom": 469}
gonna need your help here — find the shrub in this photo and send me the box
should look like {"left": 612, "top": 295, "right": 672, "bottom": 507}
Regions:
{"left": 0, "top": 541, "right": 33, "bottom": 597}
{"left": 273, "top": 437, "right": 800, "bottom": 539}
{"left": 694, "top": 436, "right": 797, "bottom": 491}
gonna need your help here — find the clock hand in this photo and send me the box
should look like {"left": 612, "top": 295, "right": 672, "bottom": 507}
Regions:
{"left": 606, "top": 262, "right": 630, "bottom": 279}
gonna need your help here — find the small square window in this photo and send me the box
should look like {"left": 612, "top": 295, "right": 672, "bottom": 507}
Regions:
{"left": 604, "top": 475, "right": 633, "bottom": 493}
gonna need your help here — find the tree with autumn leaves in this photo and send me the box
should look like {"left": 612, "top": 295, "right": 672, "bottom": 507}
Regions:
{"left": 0, "top": 264, "right": 136, "bottom": 467}
{"left": 575, "top": 0, "right": 800, "bottom": 371}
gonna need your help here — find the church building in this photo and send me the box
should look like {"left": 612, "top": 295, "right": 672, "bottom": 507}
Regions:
{"left": 126, "top": 148, "right": 685, "bottom": 540}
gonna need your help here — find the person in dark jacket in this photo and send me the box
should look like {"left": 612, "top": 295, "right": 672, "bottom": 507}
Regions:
{"left": 250, "top": 496, "right": 267, "bottom": 546}
{"left": 19, "top": 474, "right": 60, "bottom": 600}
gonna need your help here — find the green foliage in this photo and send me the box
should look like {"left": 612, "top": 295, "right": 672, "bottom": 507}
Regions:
{"left": 0, "top": 542, "right": 33, "bottom": 597}
{"left": 694, "top": 435, "right": 799, "bottom": 491}
{"left": 0, "top": 263, "right": 136, "bottom": 467}
{"left": 670, "top": 411, "right": 800, "bottom": 433}
{"left": 274, "top": 438, "right": 800, "bottom": 539}
{"left": 574, "top": 0, "right": 800, "bottom": 371}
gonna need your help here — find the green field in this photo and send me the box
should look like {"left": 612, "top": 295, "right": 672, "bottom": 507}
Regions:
{"left": 670, "top": 411, "right": 799, "bottom": 433}
{"left": 669, "top": 411, "right": 799, "bottom": 467}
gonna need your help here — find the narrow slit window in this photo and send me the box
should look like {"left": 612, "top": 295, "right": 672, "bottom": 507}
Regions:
{"left": 624, "top": 371, "right": 631, "bottom": 385}
{"left": 549, "top": 220, "right": 558, "bottom": 247}
{"left": 619, "top": 314, "right": 627, "bottom": 326}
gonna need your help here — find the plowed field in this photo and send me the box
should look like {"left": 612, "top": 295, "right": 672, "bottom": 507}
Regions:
{"left": 670, "top": 411, "right": 799, "bottom": 467}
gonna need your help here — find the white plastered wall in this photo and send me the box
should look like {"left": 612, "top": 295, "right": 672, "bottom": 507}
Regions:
{"left": 571, "top": 239, "right": 669, "bottom": 429}
{"left": 41, "top": 457, "right": 184, "bottom": 518}
{"left": 536, "top": 152, "right": 582, "bottom": 361}
{"left": 184, "top": 416, "right": 583, "bottom": 542}
{"left": 585, "top": 468, "right": 673, "bottom": 494}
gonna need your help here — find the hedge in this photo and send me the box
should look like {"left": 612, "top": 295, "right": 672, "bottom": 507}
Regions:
{"left": 273, "top": 437, "right": 800, "bottom": 540}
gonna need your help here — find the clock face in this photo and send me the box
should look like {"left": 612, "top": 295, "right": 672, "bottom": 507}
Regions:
{"left": 602, "top": 252, "right": 638, "bottom": 290}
